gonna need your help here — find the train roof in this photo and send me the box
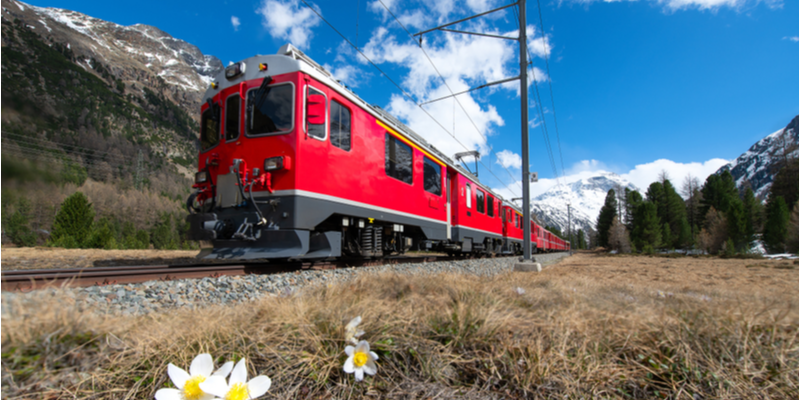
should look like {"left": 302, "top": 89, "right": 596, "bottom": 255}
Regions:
{"left": 202, "top": 44, "right": 501, "bottom": 200}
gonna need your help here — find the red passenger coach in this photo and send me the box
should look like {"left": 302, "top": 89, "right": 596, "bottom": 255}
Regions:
{"left": 186, "top": 44, "right": 566, "bottom": 260}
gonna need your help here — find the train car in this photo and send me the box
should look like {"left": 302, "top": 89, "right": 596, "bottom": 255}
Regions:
{"left": 501, "top": 203, "right": 523, "bottom": 254}
{"left": 187, "top": 44, "right": 509, "bottom": 259}
{"left": 449, "top": 172, "right": 505, "bottom": 254}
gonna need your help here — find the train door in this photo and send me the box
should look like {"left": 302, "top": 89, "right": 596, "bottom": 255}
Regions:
{"left": 446, "top": 171, "right": 458, "bottom": 240}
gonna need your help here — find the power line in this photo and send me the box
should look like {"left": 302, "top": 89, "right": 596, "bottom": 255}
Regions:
{"left": 299, "top": 0, "right": 521, "bottom": 198}
{"left": 533, "top": 0, "right": 566, "bottom": 179}
{"left": 377, "top": 0, "right": 523, "bottom": 191}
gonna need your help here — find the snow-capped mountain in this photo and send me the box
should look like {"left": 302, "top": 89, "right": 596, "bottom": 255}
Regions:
{"left": 716, "top": 115, "right": 799, "bottom": 199}
{"left": 531, "top": 172, "right": 638, "bottom": 236}
{"left": 2, "top": 0, "right": 222, "bottom": 115}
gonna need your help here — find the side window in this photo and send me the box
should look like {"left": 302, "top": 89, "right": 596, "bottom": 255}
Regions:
{"left": 385, "top": 133, "right": 412, "bottom": 184}
{"left": 307, "top": 87, "right": 327, "bottom": 140}
{"left": 515, "top": 214, "right": 520, "bottom": 228}
{"left": 466, "top": 184, "right": 472, "bottom": 209}
{"left": 330, "top": 100, "right": 351, "bottom": 151}
{"left": 225, "top": 94, "right": 240, "bottom": 141}
{"left": 200, "top": 105, "right": 219, "bottom": 151}
{"left": 423, "top": 157, "right": 442, "bottom": 196}
{"left": 487, "top": 195, "right": 494, "bottom": 217}
{"left": 476, "top": 190, "right": 485, "bottom": 214}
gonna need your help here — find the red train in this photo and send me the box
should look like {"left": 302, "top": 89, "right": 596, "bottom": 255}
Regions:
{"left": 186, "top": 44, "right": 569, "bottom": 259}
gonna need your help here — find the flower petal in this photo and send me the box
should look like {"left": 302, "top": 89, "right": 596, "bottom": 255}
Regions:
{"left": 345, "top": 346, "right": 354, "bottom": 356}
{"left": 343, "top": 356, "right": 355, "bottom": 373}
{"left": 155, "top": 388, "right": 183, "bottom": 400}
{"left": 229, "top": 358, "right": 248, "bottom": 386}
{"left": 363, "top": 359, "right": 377, "bottom": 376}
{"left": 212, "top": 361, "right": 234, "bottom": 378}
{"left": 354, "top": 330, "right": 365, "bottom": 338}
{"left": 247, "top": 375, "right": 272, "bottom": 398}
{"left": 345, "top": 316, "right": 362, "bottom": 330}
{"left": 354, "top": 367, "right": 364, "bottom": 381}
{"left": 355, "top": 340, "right": 370, "bottom": 354}
{"left": 198, "top": 376, "right": 229, "bottom": 398}
{"left": 369, "top": 351, "right": 379, "bottom": 361}
{"left": 190, "top": 353, "right": 215, "bottom": 377}
{"left": 167, "top": 363, "right": 190, "bottom": 389}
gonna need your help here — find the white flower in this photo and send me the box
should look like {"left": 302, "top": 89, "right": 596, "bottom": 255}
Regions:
{"left": 199, "top": 358, "right": 271, "bottom": 400}
{"left": 343, "top": 340, "right": 378, "bottom": 381}
{"left": 514, "top": 287, "right": 526, "bottom": 295}
{"left": 344, "top": 316, "right": 365, "bottom": 345}
{"left": 155, "top": 354, "right": 234, "bottom": 400}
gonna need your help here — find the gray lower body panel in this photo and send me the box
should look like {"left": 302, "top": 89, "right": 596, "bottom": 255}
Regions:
{"left": 451, "top": 226, "right": 503, "bottom": 245}
{"left": 188, "top": 192, "right": 447, "bottom": 259}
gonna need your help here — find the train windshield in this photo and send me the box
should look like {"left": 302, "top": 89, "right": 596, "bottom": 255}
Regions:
{"left": 246, "top": 83, "right": 294, "bottom": 136}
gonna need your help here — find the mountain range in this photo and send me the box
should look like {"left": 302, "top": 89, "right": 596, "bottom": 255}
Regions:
{"left": 531, "top": 115, "right": 799, "bottom": 237}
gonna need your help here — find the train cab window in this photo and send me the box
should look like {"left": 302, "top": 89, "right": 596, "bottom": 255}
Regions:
{"left": 385, "top": 133, "right": 413, "bottom": 184}
{"left": 487, "top": 195, "right": 494, "bottom": 217}
{"left": 476, "top": 190, "right": 485, "bottom": 214}
{"left": 466, "top": 184, "right": 472, "bottom": 209}
{"left": 225, "top": 94, "right": 240, "bottom": 141}
{"left": 423, "top": 157, "right": 442, "bottom": 196}
{"left": 246, "top": 82, "right": 294, "bottom": 136}
{"left": 307, "top": 86, "right": 327, "bottom": 140}
{"left": 330, "top": 100, "right": 351, "bottom": 151}
{"left": 200, "top": 105, "right": 220, "bottom": 151}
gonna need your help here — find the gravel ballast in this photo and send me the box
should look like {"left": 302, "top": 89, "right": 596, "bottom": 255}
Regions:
{"left": 2, "top": 252, "right": 571, "bottom": 316}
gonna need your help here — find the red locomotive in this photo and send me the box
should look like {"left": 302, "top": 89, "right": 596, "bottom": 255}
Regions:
{"left": 187, "top": 44, "right": 569, "bottom": 259}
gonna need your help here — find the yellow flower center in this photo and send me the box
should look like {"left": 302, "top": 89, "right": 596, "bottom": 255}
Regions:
{"left": 183, "top": 375, "right": 206, "bottom": 400}
{"left": 225, "top": 382, "right": 250, "bottom": 400}
{"left": 353, "top": 352, "right": 369, "bottom": 368}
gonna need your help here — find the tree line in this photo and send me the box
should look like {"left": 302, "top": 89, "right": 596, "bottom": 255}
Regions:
{"left": 595, "top": 159, "right": 798, "bottom": 255}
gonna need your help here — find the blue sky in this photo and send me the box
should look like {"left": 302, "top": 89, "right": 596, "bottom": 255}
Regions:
{"left": 30, "top": 0, "right": 800, "bottom": 198}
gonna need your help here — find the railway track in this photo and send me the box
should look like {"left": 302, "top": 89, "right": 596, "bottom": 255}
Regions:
{"left": 0, "top": 254, "right": 470, "bottom": 292}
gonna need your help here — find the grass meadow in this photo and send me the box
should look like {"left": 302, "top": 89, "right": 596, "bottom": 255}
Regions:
{"left": 2, "top": 252, "right": 797, "bottom": 399}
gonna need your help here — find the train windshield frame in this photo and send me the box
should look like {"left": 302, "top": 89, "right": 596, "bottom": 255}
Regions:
{"left": 245, "top": 82, "right": 295, "bottom": 137}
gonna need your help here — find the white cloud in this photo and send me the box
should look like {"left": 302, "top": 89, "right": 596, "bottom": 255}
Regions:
{"left": 231, "top": 16, "right": 241, "bottom": 31}
{"left": 492, "top": 158, "right": 731, "bottom": 202}
{"left": 496, "top": 150, "right": 522, "bottom": 169}
{"left": 620, "top": 158, "right": 730, "bottom": 195}
{"left": 562, "top": 0, "right": 780, "bottom": 11}
{"left": 784, "top": 36, "right": 799, "bottom": 42}
{"left": 323, "top": 63, "right": 363, "bottom": 87}
{"left": 258, "top": 0, "right": 321, "bottom": 49}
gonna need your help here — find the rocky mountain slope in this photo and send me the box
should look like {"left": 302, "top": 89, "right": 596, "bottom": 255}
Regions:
{"left": 1, "top": 0, "right": 223, "bottom": 195}
{"left": 2, "top": 0, "right": 221, "bottom": 116}
{"left": 716, "top": 115, "right": 799, "bottom": 199}
{"left": 531, "top": 172, "right": 638, "bottom": 236}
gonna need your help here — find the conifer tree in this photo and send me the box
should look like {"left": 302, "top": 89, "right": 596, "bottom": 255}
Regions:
{"left": 51, "top": 192, "right": 95, "bottom": 247}
{"left": 763, "top": 196, "right": 789, "bottom": 254}
{"left": 577, "top": 229, "right": 586, "bottom": 250}
{"left": 770, "top": 158, "right": 799, "bottom": 208}
{"left": 741, "top": 188, "right": 760, "bottom": 245}
{"left": 596, "top": 189, "right": 618, "bottom": 248}
{"left": 726, "top": 198, "right": 747, "bottom": 252}
{"left": 625, "top": 189, "right": 643, "bottom": 232}
{"left": 632, "top": 201, "right": 661, "bottom": 251}
{"left": 700, "top": 171, "right": 738, "bottom": 218}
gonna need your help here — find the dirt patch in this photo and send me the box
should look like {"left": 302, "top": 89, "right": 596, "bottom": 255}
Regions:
{"left": 1, "top": 247, "right": 201, "bottom": 271}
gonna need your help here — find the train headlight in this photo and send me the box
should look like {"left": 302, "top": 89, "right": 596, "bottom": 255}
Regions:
{"left": 195, "top": 171, "right": 208, "bottom": 184}
{"left": 263, "top": 156, "right": 284, "bottom": 171}
{"left": 225, "top": 62, "right": 246, "bottom": 80}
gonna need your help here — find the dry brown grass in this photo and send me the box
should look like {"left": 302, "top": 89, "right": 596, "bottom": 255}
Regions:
{"left": 2, "top": 253, "right": 798, "bottom": 399}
